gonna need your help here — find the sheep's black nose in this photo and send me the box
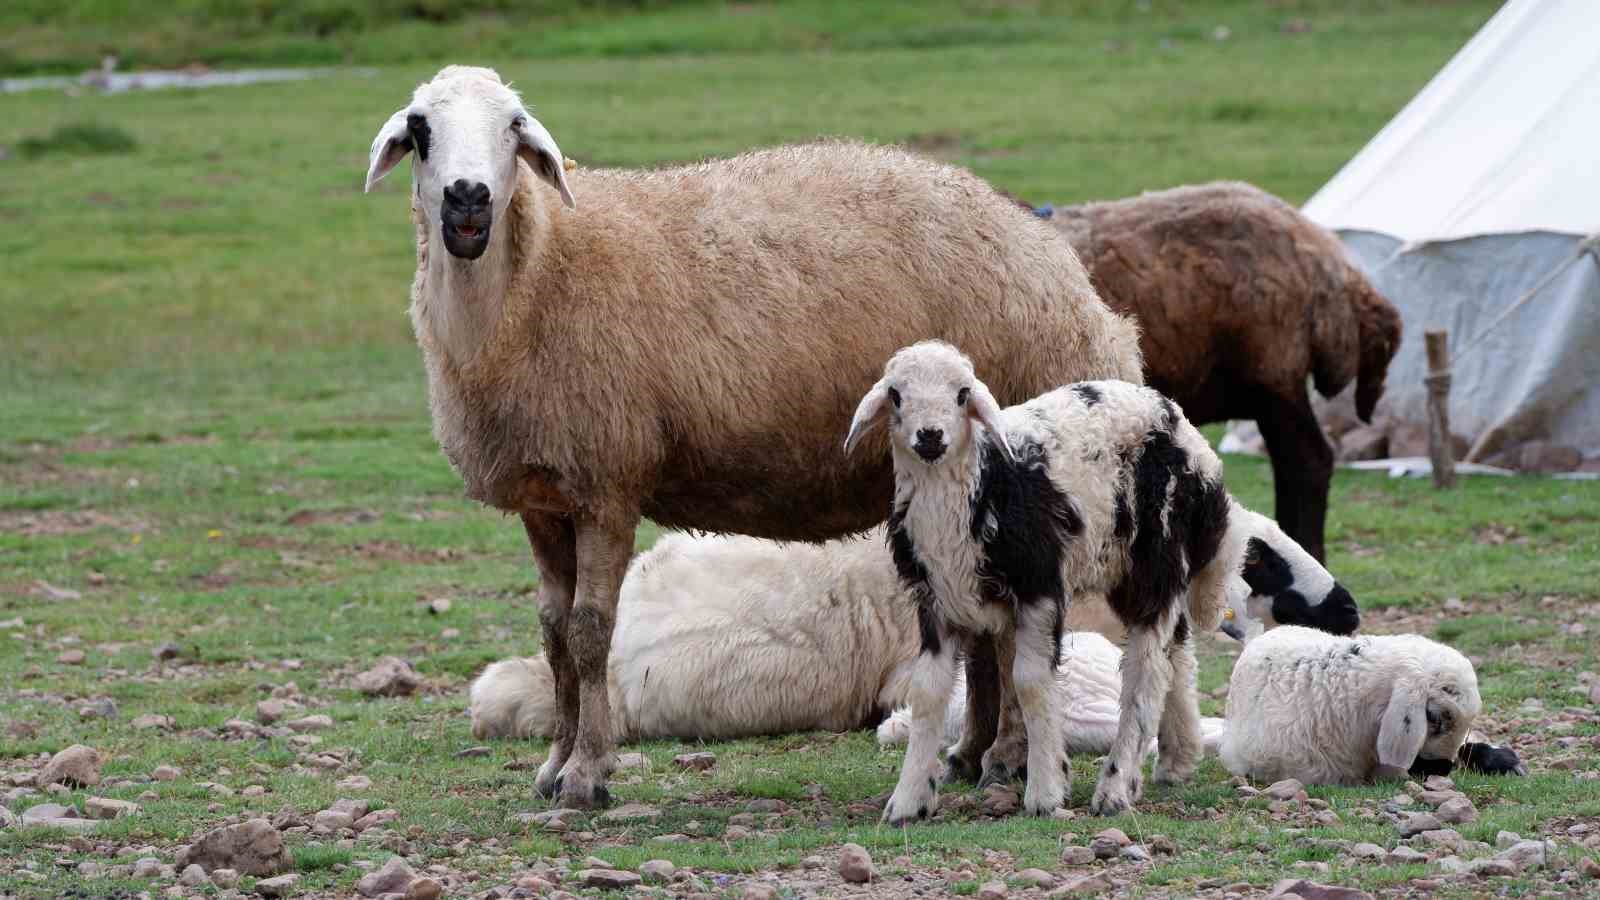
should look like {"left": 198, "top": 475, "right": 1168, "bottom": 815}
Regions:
{"left": 444, "top": 179, "right": 491, "bottom": 210}
{"left": 913, "top": 428, "right": 945, "bottom": 462}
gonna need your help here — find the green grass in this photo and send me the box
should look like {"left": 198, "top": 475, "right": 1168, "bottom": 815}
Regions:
{"left": 5, "top": 2, "right": 1600, "bottom": 896}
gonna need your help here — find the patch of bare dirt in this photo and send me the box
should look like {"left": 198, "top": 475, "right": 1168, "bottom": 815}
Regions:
{"left": 0, "top": 508, "right": 145, "bottom": 537}
{"left": 903, "top": 130, "right": 965, "bottom": 159}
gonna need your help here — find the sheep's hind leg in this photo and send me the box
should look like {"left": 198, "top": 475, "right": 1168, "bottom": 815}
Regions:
{"left": 884, "top": 614, "right": 958, "bottom": 826}
{"left": 1014, "top": 598, "right": 1069, "bottom": 816}
{"left": 1152, "top": 616, "right": 1202, "bottom": 785}
{"left": 942, "top": 635, "right": 999, "bottom": 785}
{"left": 551, "top": 513, "right": 636, "bottom": 810}
{"left": 521, "top": 513, "right": 579, "bottom": 799}
{"left": 1091, "top": 611, "right": 1177, "bottom": 816}
{"left": 978, "top": 633, "right": 1029, "bottom": 788}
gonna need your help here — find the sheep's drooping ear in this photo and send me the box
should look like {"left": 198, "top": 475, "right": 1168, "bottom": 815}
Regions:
{"left": 515, "top": 114, "right": 576, "bottom": 210}
{"left": 967, "top": 381, "right": 1016, "bottom": 463}
{"left": 365, "top": 109, "right": 414, "bottom": 194}
{"left": 844, "top": 379, "right": 890, "bottom": 456}
{"left": 1375, "top": 681, "right": 1429, "bottom": 773}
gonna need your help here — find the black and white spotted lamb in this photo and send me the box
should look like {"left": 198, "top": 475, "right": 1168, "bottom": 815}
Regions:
{"left": 844, "top": 341, "right": 1359, "bottom": 822}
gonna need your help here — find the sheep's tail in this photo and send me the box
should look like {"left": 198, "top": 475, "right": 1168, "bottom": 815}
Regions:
{"left": 1350, "top": 280, "right": 1403, "bottom": 423}
{"left": 469, "top": 657, "right": 559, "bottom": 740}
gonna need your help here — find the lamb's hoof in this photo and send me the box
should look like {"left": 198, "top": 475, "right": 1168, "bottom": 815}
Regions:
{"left": 533, "top": 756, "right": 565, "bottom": 799}
{"left": 977, "top": 762, "right": 1024, "bottom": 789}
{"left": 1151, "top": 761, "right": 1194, "bottom": 786}
{"left": 552, "top": 773, "right": 613, "bottom": 810}
{"left": 942, "top": 754, "right": 982, "bottom": 786}
{"left": 882, "top": 779, "right": 938, "bottom": 827}
{"left": 1089, "top": 775, "right": 1139, "bottom": 817}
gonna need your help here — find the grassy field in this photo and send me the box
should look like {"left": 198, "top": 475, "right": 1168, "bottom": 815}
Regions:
{"left": 4, "top": 1, "right": 1600, "bottom": 897}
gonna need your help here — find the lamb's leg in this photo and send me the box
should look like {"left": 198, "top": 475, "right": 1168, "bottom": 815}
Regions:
{"left": 1091, "top": 611, "right": 1177, "bottom": 816}
{"left": 521, "top": 513, "right": 579, "bottom": 799}
{"left": 1014, "top": 598, "right": 1069, "bottom": 816}
{"left": 942, "top": 634, "right": 999, "bottom": 785}
{"left": 1152, "top": 615, "right": 1202, "bottom": 785}
{"left": 1257, "top": 389, "right": 1333, "bottom": 563}
{"left": 551, "top": 513, "right": 636, "bottom": 810}
{"left": 978, "top": 634, "right": 1029, "bottom": 787}
{"left": 883, "top": 613, "right": 958, "bottom": 826}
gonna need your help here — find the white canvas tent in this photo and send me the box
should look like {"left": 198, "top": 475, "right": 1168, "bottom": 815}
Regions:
{"left": 1300, "top": 0, "right": 1600, "bottom": 470}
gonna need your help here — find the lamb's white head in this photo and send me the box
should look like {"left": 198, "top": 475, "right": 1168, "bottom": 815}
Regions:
{"left": 364, "top": 65, "right": 575, "bottom": 261}
{"left": 844, "top": 340, "right": 1014, "bottom": 468}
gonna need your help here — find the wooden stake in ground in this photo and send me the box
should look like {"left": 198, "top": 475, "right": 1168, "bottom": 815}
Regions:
{"left": 1424, "top": 329, "right": 1456, "bottom": 489}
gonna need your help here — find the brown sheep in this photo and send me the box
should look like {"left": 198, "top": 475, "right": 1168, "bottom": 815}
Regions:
{"left": 1045, "top": 182, "right": 1402, "bottom": 562}
{"left": 363, "top": 66, "right": 1143, "bottom": 809}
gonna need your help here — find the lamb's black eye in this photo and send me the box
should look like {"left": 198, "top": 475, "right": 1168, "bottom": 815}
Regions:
{"left": 956, "top": 387, "right": 971, "bottom": 407}
{"left": 887, "top": 387, "right": 901, "bottom": 409}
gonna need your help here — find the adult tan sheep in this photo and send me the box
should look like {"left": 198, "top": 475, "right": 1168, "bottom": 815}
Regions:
{"left": 363, "top": 65, "right": 1142, "bottom": 809}
{"left": 1045, "top": 183, "right": 1403, "bottom": 562}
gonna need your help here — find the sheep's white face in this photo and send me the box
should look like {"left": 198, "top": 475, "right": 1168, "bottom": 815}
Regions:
{"left": 364, "top": 66, "right": 575, "bottom": 261}
{"left": 844, "top": 341, "right": 1012, "bottom": 468}
{"left": 1417, "top": 675, "right": 1482, "bottom": 769}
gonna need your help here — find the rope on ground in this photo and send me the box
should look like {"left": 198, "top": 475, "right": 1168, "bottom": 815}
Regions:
{"left": 1453, "top": 232, "right": 1600, "bottom": 361}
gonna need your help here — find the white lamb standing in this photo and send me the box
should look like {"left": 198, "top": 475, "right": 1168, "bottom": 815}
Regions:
{"left": 842, "top": 340, "right": 1353, "bottom": 819}
{"left": 1218, "top": 625, "right": 1485, "bottom": 784}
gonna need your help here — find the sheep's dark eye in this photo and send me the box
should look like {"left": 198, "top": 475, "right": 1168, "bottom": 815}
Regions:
{"left": 887, "top": 387, "right": 901, "bottom": 409}
{"left": 956, "top": 387, "right": 971, "bottom": 407}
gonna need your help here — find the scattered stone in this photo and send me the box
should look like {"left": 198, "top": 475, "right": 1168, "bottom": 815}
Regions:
{"left": 356, "top": 856, "right": 416, "bottom": 897}
{"left": 724, "top": 824, "right": 752, "bottom": 840}
{"left": 1095, "top": 827, "right": 1131, "bottom": 846}
{"left": 1060, "top": 845, "right": 1096, "bottom": 866}
{"left": 1349, "top": 843, "right": 1385, "bottom": 860}
{"left": 427, "top": 597, "right": 452, "bottom": 615}
{"left": 1435, "top": 797, "right": 1477, "bottom": 824}
{"left": 1467, "top": 858, "right": 1517, "bottom": 877}
{"left": 1121, "top": 844, "right": 1152, "bottom": 862}
{"left": 1016, "top": 867, "right": 1055, "bottom": 888}
{"left": 1399, "top": 812, "right": 1442, "bottom": 837}
{"left": 1589, "top": 682, "right": 1600, "bottom": 706}
{"left": 212, "top": 869, "right": 240, "bottom": 889}
{"left": 838, "top": 843, "right": 875, "bottom": 883}
{"left": 154, "top": 642, "right": 183, "bottom": 661}
{"left": 1048, "top": 873, "right": 1113, "bottom": 896}
{"left": 1579, "top": 857, "right": 1600, "bottom": 879}
{"left": 131, "top": 713, "right": 174, "bottom": 730}
{"left": 179, "top": 864, "right": 209, "bottom": 886}
{"left": 256, "top": 699, "right": 291, "bottom": 724}
{"left": 177, "top": 818, "right": 293, "bottom": 876}
{"left": 287, "top": 714, "right": 334, "bottom": 733}
{"left": 615, "top": 752, "right": 649, "bottom": 770}
{"left": 1265, "top": 778, "right": 1306, "bottom": 801}
{"left": 454, "top": 745, "right": 491, "bottom": 758}
{"left": 1422, "top": 775, "right": 1455, "bottom": 791}
{"left": 801, "top": 855, "right": 827, "bottom": 870}
{"left": 354, "top": 809, "right": 400, "bottom": 831}
{"left": 406, "top": 877, "right": 443, "bottom": 900}
{"left": 1147, "top": 834, "right": 1177, "bottom": 856}
{"left": 978, "top": 880, "right": 1009, "bottom": 900}
{"left": 78, "top": 697, "right": 118, "bottom": 719}
{"left": 255, "top": 873, "right": 300, "bottom": 897}
{"left": 578, "top": 869, "right": 642, "bottom": 889}
{"left": 981, "top": 785, "right": 1020, "bottom": 816}
{"left": 674, "top": 751, "right": 716, "bottom": 771}
{"left": 742, "top": 884, "right": 779, "bottom": 900}
{"left": 57, "top": 649, "right": 87, "bottom": 665}
{"left": 1386, "top": 846, "right": 1427, "bottom": 864}
{"left": 745, "top": 797, "right": 787, "bottom": 813}
{"left": 1496, "top": 830, "right": 1522, "bottom": 849}
{"left": 1267, "top": 879, "right": 1374, "bottom": 900}
{"left": 1494, "top": 839, "right": 1546, "bottom": 871}
{"left": 639, "top": 859, "right": 676, "bottom": 882}
{"left": 85, "top": 797, "right": 140, "bottom": 819}
{"left": 354, "top": 656, "right": 423, "bottom": 696}
{"left": 336, "top": 775, "right": 373, "bottom": 791}
{"left": 36, "top": 744, "right": 102, "bottom": 788}
{"left": 314, "top": 809, "right": 356, "bottom": 831}
{"left": 0, "top": 806, "right": 15, "bottom": 829}
{"left": 599, "top": 802, "right": 660, "bottom": 823}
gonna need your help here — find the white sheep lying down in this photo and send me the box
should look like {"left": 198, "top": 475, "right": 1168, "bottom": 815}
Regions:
{"left": 1219, "top": 625, "right": 1489, "bottom": 784}
{"left": 470, "top": 528, "right": 1232, "bottom": 749}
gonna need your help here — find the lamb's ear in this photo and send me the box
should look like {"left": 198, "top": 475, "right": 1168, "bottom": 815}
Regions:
{"left": 365, "top": 109, "right": 414, "bottom": 193}
{"left": 515, "top": 114, "right": 576, "bottom": 210}
{"left": 968, "top": 380, "right": 1015, "bottom": 463}
{"left": 844, "top": 379, "right": 890, "bottom": 456}
{"left": 1375, "top": 680, "right": 1429, "bottom": 772}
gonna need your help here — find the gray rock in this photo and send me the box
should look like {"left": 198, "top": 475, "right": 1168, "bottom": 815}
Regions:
{"left": 638, "top": 859, "right": 676, "bottom": 882}
{"left": 405, "top": 877, "right": 443, "bottom": 900}
{"left": 0, "top": 806, "right": 15, "bottom": 829}
{"left": 1120, "top": 843, "right": 1152, "bottom": 862}
{"left": 1421, "top": 775, "right": 1455, "bottom": 792}
{"left": 615, "top": 752, "right": 649, "bottom": 770}
{"left": 336, "top": 774, "right": 373, "bottom": 791}
{"left": 1494, "top": 839, "right": 1546, "bottom": 871}
{"left": 179, "top": 864, "right": 210, "bottom": 886}
{"left": 1264, "top": 778, "right": 1306, "bottom": 801}
{"left": 838, "top": 843, "right": 874, "bottom": 884}
{"left": 255, "top": 873, "right": 300, "bottom": 897}
{"left": 177, "top": 818, "right": 293, "bottom": 876}
{"left": 354, "top": 656, "right": 422, "bottom": 697}
{"left": 1495, "top": 830, "right": 1522, "bottom": 848}
{"left": 1467, "top": 858, "right": 1517, "bottom": 877}
{"left": 1047, "top": 873, "right": 1113, "bottom": 897}
{"left": 36, "top": 744, "right": 102, "bottom": 788}
{"left": 742, "top": 884, "right": 780, "bottom": 900}
{"left": 1435, "top": 797, "right": 1476, "bottom": 824}
{"left": 1348, "top": 843, "right": 1385, "bottom": 860}
{"left": 980, "top": 785, "right": 1019, "bottom": 816}
{"left": 1060, "top": 845, "right": 1096, "bottom": 866}
{"left": 977, "top": 880, "right": 1009, "bottom": 900}
{"left": 314, "top": 809, "right": 355, "bottom": 831}
{"left": 212, "top": 869, "right": 240, "bottom": 889}
{"left": 577, "top": 868, "right": 642, "bottom": 889}
{"left": 1267, "top": 879, "right": 1374, "bottom": 900}
{"left": 131, "top": 714, "right": 174, "bottom": 731}
{"left": 85, "top": 797, "right": 140, "bottom": 819}
{"left": 152, "top": 765, "right": 181, "bottom": 781}
{"left": 1016, "top": 867, "right": 1055, "bottom": 888}
{"left": 78, "top": 698, "right": 118, "bottom": 719}
{"left": 674, "top": 751, "right": 716, "bottom": 771}
{"left": 133, "top": 857, "right": 163, "bottom": 878}
{"left": 354, "top": 809, "right": 400, "bottom": 832}
{"left": 356, "top": 856, "right": 416, "bottom": 897}
{"left": 1386, "top": 846, "right": 1427, "bottom": 864}
{"left": 1398, "top": 812, "right": 1442, "bottom": 837}
{"left": 287, "top": 714, "right": 334, "bottom": 733}
{"left": 599, "top": 802, "right": 660, "bottom": 823}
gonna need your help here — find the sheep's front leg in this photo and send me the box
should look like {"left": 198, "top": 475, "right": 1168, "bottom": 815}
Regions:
{"left": 977, "top": 634, "right": 1029, "bottom": 788}
{"left": 1152, "top": 616, "right": 1202, "bottom": 785}
{"left": 552, "top": 512, "right": 636, "bottom": 810}
{"left": 884, "top": 611, "right": 958, "bottom": 826}
{"left": 521, "top": 513, "right": 578, "bottom": 799}
{"left": 942, "top": 634, "right": 999, "bottom": 785}
{"left": 1091, "top": 611, "right": 1177, "bottom": 816}
{"left": 1014, "top": 598, "right": 1069, "bottom": 815}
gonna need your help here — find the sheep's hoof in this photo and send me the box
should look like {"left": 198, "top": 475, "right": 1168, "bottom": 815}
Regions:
{"left": 942, "top": 755, "right": 982, "bottom": 785}
{"left": 977, "top": 762, "right": 1024, "bottom": 789}
{"left": 551, "top": 774, "right": 613, "bottom": 810}
{"left": 1151, "top": 761, "right": 1194, "bottom": 786}
{"left": 1088, "top": 779, "right": 1136, "bottom": 817}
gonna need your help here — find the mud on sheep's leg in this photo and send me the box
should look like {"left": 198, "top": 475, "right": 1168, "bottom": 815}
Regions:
{"left": 1014, "top": 597, "right": 1069, "bottom": 816}
{"left": 978, "top": 633, "right": 1029, "bottom": 788}
{"left": 521, "top": 512, "right": 579, "bottom": 800}
{"left": 1091, "top": 608, "right": 1179, "bottom": 816}
{"left": 1152, "top": 614, "right": 1202, "bottom": 785}
{"left": 884, "top": 615, "right": 959, "bottom": 826}
{"left": 943, "top": 634, "right": 1000, "bottom": 785}
{"left": 551, "top": 512, "right": 635, "bottom": 810}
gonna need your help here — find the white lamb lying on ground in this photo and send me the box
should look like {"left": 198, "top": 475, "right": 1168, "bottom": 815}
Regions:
{"left": 1216, "top": 625, "right": 1520, "bottom": 783}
